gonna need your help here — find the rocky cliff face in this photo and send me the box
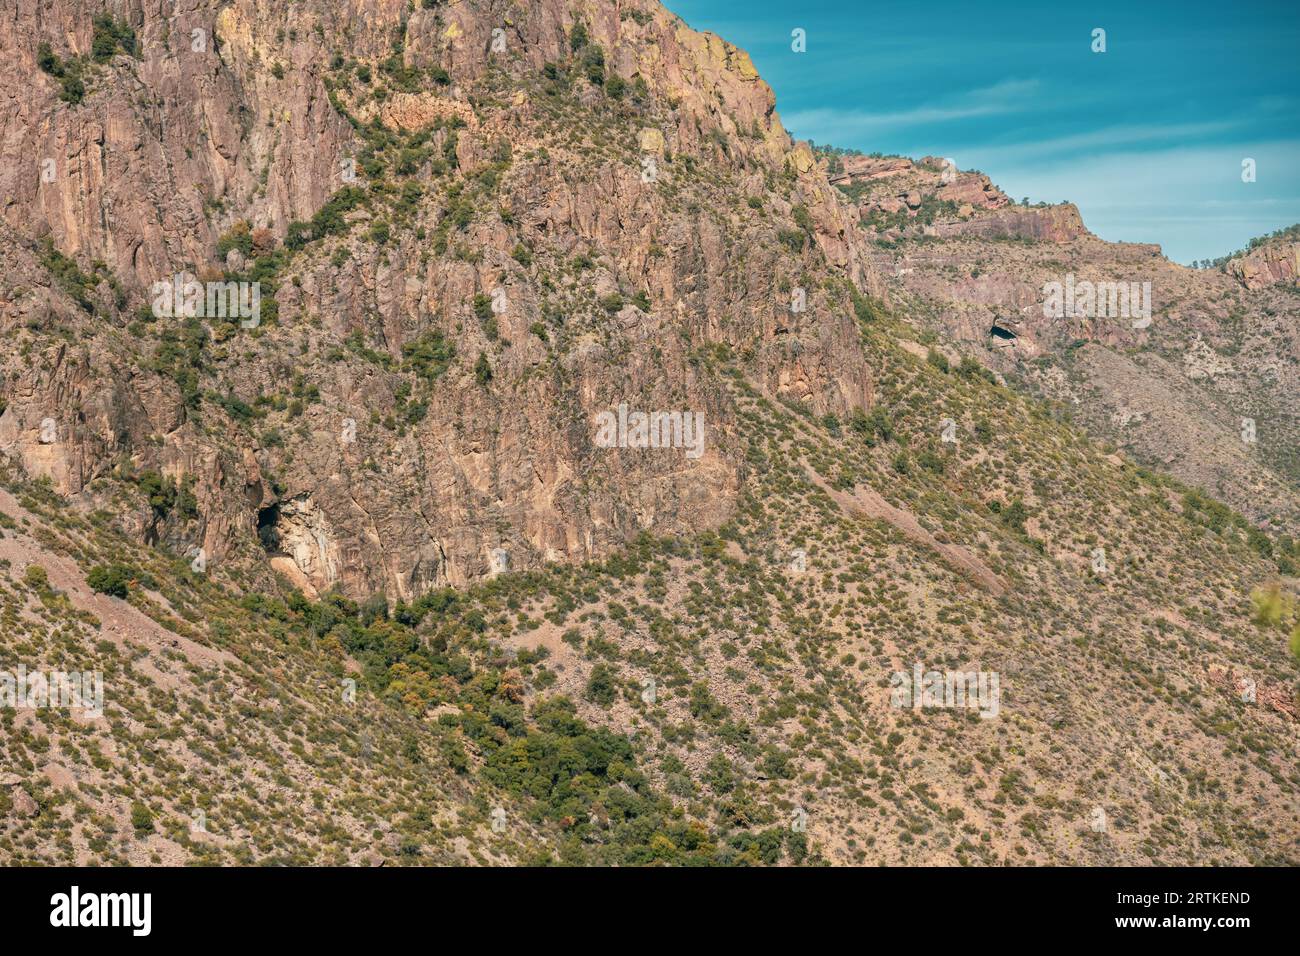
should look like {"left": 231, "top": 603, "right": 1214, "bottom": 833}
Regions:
{"left": 0, "top": 0, "right": 882, "bottom": 600}
{"left": 1227, "top": 238, "right": 1300, "bottom": 290}
{"left": 826, "top": 152, "right": 1088, "bottom": 243}
{"left": 922, "top": 202, "right": 1087, "bottom": 243}
{"left": 3, "top": 2, "right": 1293, "bottom": 582}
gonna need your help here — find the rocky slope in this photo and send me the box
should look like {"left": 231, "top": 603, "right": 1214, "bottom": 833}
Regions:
{"left": 827, "top": 150, "right": 1300, "bottom": 538}
{"left": 0, "top": 0, "right": 1297, "bottom": 867}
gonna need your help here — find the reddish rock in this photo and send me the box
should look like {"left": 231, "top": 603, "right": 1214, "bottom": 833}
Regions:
{"left": 1227, "top": 240, "right": 1300, "bottom": 289}
{"left": 11, "top": 788, "right": 39, "bottom": 818}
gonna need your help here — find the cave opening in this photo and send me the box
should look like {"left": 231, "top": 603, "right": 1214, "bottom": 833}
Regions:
{"left": 257, "top": 503, "right": 281, "bottom": 552}
{"left": 989, "top": 322, "right": 1018, "bottom": 347}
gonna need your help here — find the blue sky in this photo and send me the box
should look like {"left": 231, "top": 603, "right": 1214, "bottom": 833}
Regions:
{"left": 663, "top": 0, "right": 1300, "bottom": 264}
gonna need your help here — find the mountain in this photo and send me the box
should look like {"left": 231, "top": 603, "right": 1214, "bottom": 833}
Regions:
{"left": 825, "top": 150, "right": 1300, "bottom": 539}
{"left": 0, "top": 0, "right": 1297, "bottom": 866}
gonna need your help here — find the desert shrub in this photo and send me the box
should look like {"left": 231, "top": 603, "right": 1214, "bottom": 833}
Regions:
{"left": 130, "top": 801, "right": 154, "bottom": 834}
{"left": 91, "top": 13, "right": 137, "bottom": 63}
{"left": 216, "top": 221, "right": 255, "bottom": 258}
{"left": 87, "top": 564, "right": 131, "bottom": 598}
{"left": 23, "top": 564, "right": 51, "bottom": 592}
{"left": 581, "top": 44, "right": 605, "bottom": 85}
{"left": 400, "top": 330, "right": 457, "bottom": 382}
{"left": 585, "top": 663, "right": 617, "bottom": 705}
{"left": 777, "top": 229, "right": 804, "bottom": 252}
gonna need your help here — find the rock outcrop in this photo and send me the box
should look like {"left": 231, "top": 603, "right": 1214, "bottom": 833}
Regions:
{"left": 923, "top": 203, "right": 1087, "bottom": 243}
{"left": 1227, "top": 239, "right": 1300, "bottom": 290}
{"left": 825, "top": 151, "right": 1085, "bottom": 242}
{"left": 0, "top": 0, "right": 882, "bottom": 600}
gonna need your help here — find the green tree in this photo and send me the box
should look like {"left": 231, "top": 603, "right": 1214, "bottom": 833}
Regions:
{"left": 87, "top": 564, "right": 131, "bottom": 599}
{"left": 585, "top": 663, "right": 617, "bottom": 705}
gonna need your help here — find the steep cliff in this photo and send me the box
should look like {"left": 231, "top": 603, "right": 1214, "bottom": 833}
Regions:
{"left": 1, "top": 0, "right": 883, "bottom": 600}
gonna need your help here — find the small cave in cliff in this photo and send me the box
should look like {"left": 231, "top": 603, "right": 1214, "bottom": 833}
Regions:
{"left": 256, "top": 503, "right": 282, "bottom": 553}
{"left": 989, "top": 322, "right": 1018, "bottom": 347}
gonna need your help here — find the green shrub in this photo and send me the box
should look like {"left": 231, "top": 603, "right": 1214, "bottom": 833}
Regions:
{"left": 91, "top": 13, "right": 137, "bottom": 63}
{"left": 402, "top": 330, "right": 455, "bottom": 382}
{"left": 582, "top": 45, "right": 606, "bottom": 85}
{"left": 87, "top": 564, "right": 131, "bottom": 598}
{"left": 37, "top": 42, "right": 60, "bottom": 74}
{"left": 22, "top": 564, "right": 50, "bottom": 592}
{"left": 569, "top": 22, "right": 589, "bottom": 51}
{"left": 777, "top": 228, "right": 804, "bottom": 252}
{"left": 585, "top": 663, "right": 617, "bottom": 705}
{"left": 130, "top": 801, "right": 154, "bottom": 835}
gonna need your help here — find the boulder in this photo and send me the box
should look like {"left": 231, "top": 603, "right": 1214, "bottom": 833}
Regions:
{"left": 11, "top": 788, "right": 39, "bottom": 818}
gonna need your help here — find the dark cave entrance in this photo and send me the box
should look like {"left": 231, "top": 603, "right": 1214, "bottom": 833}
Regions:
{"left": 989, "top": 322, "right": 1018, "bottom": 347}
{"left": 257, "top": 503, "right": 281, "bottom": 553}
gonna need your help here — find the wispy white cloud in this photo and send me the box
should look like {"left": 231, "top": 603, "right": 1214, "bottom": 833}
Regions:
{"left": 965, "top": 121, "right": 1246, "bottom": 167}
{"left": 782, "top": 78, "right": 1042, "bottom": 137}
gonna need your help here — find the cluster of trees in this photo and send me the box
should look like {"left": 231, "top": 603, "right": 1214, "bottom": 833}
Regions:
{"left": 90, "top": 13, "right": 137, "bottom": 62}
{"left": 135, "top": 470, "right": 199, "bottom": 521}
{"left": 1192, "top": 223, "right": 1300, "bottom": 271}
{"left": 216, "top": 221, "right": 278, "bottom": 260}
{"left": 260, "top": 576, "right": 805, "bottom": 864}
